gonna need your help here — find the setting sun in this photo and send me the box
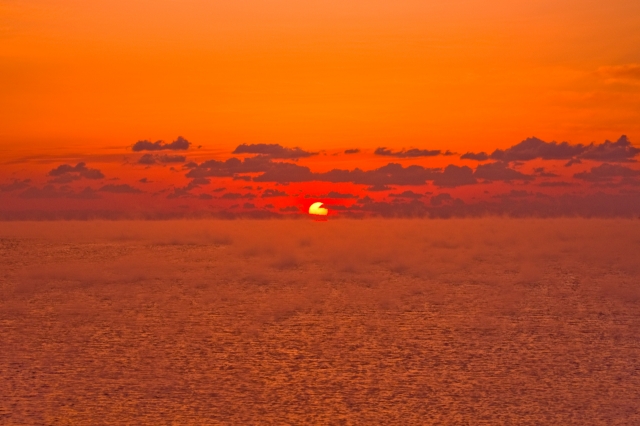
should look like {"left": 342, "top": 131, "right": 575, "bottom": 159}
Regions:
{"left": 308, "top": 202, "right": 328, "bottom": 216}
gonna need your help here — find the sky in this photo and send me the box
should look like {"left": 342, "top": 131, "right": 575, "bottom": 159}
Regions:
{"left": 2, "top": 0, "right": 640, "bottom": 218}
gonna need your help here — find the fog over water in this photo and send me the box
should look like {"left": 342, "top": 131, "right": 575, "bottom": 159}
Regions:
{"left": 1, "top": 219, "right": 639, "bottom": 424}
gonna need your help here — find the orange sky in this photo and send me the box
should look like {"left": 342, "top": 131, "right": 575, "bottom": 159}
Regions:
{"left": 2, "top": 0, "right": 640, "bottom": 218}
{"left": 2, "top": 0, "right": 640, "bottom": 155}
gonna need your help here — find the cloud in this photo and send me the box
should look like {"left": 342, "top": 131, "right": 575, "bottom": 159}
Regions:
{"left": 461, "top": 152, "right": 489, "bottom": 161}
{"left": 19, "top": 185, "right": 101, "bottom": 199}
{"left": 137, "top": 154, "right": 156, "bottom": 165}
{"left": 48, "top": 163, "right": 105, "bottom": 182}
{"left": 344, "top": 149, "right": 360, "bottom": 154}
{"left": 573, "top": 163, "right": 640, "bottom": 183}
{"left": 188, "top": 156, "right": 480, "bottom": 188}
{"left": 98, "top": 184, "right": 143, "bottom": 194}
{"left": 367, "top": 184, "right": 392, "bottom": 192}
{"left": 221, "top": 192, "right": 256, "bottom": 200}
{"left": 132, "top": 136, "right": 191, "bottom": 151}
{"left": 353, "top": 197, "right": 431, "bottom": 217}
{"left": 243, "top": 202, "right": 256, "bottom": 209}
{"left": 186, "top": 156, "right": 275, "bottom": 179}
{"left": 0, "top": 179, "right": 31, "bottom": 192}
{"left": 232, "top": 143, "right": 317, "bottom": 159}
{"left": 579, "top": 136, "right": 640, "bottom": 162}
{"left": 137, "top": 154, "right": 187, "bottom": 165}
{"left": 538, "top": 181, "right": 575, "bottom": 187}
{"left": 166, "top": 188, "right": 191, "bottom": 199}
{"left": 430, "top": 193, "right": 453, "bottom": 206}
{"left": 474, "top": 162, "right": 534, "bottom": 182}
{"left": 389, "top": 190, "right": 423, "bottom": 199}
{"left": 252, "top": 162, "right": 315, "bottom": 182}
{"left": 280, "top": 206, "right": 299, "bottom": 212}
{"left": 374, "top": 147, "right": 444, "bottom": 158}
{"left": 432, "top": 165, "right": 477, "bottom": 187}
{"left": 533, "top": 167, "right": 558, "bottom": 177}
{"left": 494, "top": 190, "right": 532, "bottom": 199}
{"left": 305, "top": 191, "right": 358, "bottom": 199}
{"left": 469, "top": 136, "right": 639, "bottom": 163}
{"left": 490, "top": 137, "right": 585, "bottom": 162}
{"left": 261, "top": 189, "right": 288, "bottom": 197}
{"left": 255, "top": 162, "right": 442, "bottom": 186}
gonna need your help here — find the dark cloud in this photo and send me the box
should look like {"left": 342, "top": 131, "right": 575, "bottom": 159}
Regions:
{"left": 186, "top": 157, "right": 275, "bottom": 179}
{"left": 232, "top": 143, "right": 317, "bottom": 159}
{"left": 19, "top": 185, "right": 101, "bottom": 199}
{"left": 354, "top": 197, "right": 431, "bottom": 217}
{"left": 430, "top": 193, "right": 453, "bottom": 206}
{"left": 474, "top": 162, "right": 534, "bottom": 182}
{"left": 344, "top": 149, "right": 360, "bottom": 154}
{"left": 139, "top": 178, "right": 151, "bottom": 183}
{"left": 166, "top": 187, "right": 191, "bottom": 199}
{"left": 261, "top": 189, "right": 288, "bottom": 198}
{"left": 252, "top": 162, "right": 315, "bottom": 182}
{"left": 48, "top": 163, "right": 105, "bottom": 182}
{"left": 221, "top": 192, "right": 256, "bottom": 200}
{"left": 98, "top": 184, "right": 143, "bottom": 194}
{"left": 389, "top": 190, "right": 423, "bottom": 199}
{"left": 367, "top": 184, "right": 392, "bottom": 192}
{"left": 73, "top": 187, "right": 102, "bottom": 199}
{"left": 481, "top": 135, "right": 639, "bottom": 163}
{"left": 533, "top": 167, "right": 558, "bottom": 177}
{"left": 491, "top": 137, "right": 585, "bottom": 162}
{"left": 157, "top": 155, "right": 187, "bottom": 163}
{"left": 48, "top": 174, "right": 81, "bottom": 184}
{"left": 538, "top": 181, "right": 575, "bottom": 187}
{"left": 198, "top": 193, "right": 213, "bottom": 200}
{"left": 305, "top": 191, "right": 358, "bottom": 199}
{"left": 243, "top": 203, "right": 256, "bottom": 209}
{"left": 138, "top": 154, "right": 156, "bottom": 165}
{"left": 321, "top": 163, "right": 441, "bottom": 187}
{"left": 0, "top": 179, "right": 31, "bottom": 192}
{"left": 374, "top": 147, "right": 442, "bottom": 158}
{"left": 460, "top": 152, "right": 489, "bottom": 161}
{"left": 573, "top": 163, "right": 640, "bottom": 182}
{"left": 494, "top": 190, "right": 532, "bottom": 199}
{"left": 187, "top": 156, "right": 442, "bottom": 186}
{"left": 280, "top": 206, "right": 299, "bottom": 212}
{"left": 132, "top": 136, "right": 191, "bottom": 152}
{"left": 165, "top": 178, "right": 211, "bottom": 199}
{"left": 565, "top": 158, "right": 582, "bottom": 167}
{"left": 432, "top": 165, "right": 476, "bottom": 187}
{"left": 138, "top": 154, "right": 187, "bottom": 165}
{"left": 190, "top": 177, "right": 211, "bottom": 186}
{"left": 579, "top": 136, "right": 640, "bottom": 162}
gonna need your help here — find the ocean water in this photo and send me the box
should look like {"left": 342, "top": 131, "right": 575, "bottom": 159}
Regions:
{"left": 1, "top": 219, "right": 639, "bottom": 424}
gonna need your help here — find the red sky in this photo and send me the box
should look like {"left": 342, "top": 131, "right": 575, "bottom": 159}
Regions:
{"left": 2, "top": 0, "right": 640, "bottom": 218}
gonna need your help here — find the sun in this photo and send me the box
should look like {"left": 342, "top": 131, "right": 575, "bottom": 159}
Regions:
{"left": 308, "top": 202, "right": 328, "bottom": 216}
